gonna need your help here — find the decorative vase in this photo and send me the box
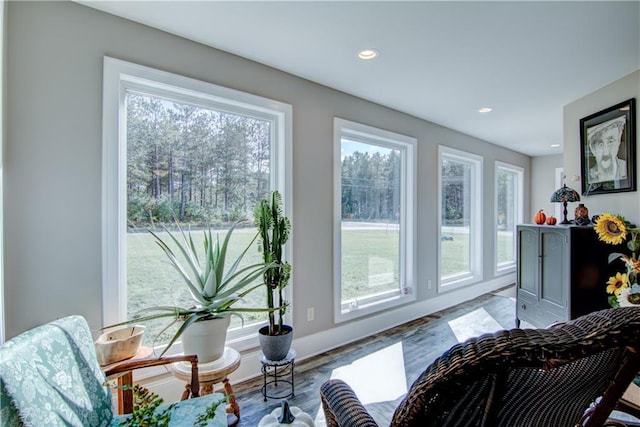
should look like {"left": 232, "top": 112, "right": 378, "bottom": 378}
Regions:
{"left": 574, "top": 203, "right": 590, "bottom": 225}
{"left": 95, "top": 325, "right": 146, "bottom": 366}
{"left": 181, "top": 316, "right": 230, "bottom": 363}
{"left": 258, "top": 324, "right": 293, "bottom": 361}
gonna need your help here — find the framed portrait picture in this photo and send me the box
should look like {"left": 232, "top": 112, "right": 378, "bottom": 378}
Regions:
{"left": 580, "top": 98, "right": 636, "bottom": 195}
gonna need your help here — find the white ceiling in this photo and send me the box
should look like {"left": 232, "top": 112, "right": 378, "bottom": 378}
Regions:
{"left": 79, "top": 1, "right": 640, "bottom": 156}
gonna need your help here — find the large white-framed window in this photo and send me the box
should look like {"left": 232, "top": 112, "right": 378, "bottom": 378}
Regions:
{"left": 495, "top": 161, "right": 523, "bottom": 275}
{"left": 102, "top": 57, "right": 292, "bottom": 352}
{"left": 333, "top": 118, "right": 416, "bottom": 322}
{"left": 438, "top": 146, "right": 483, "bottom": 290}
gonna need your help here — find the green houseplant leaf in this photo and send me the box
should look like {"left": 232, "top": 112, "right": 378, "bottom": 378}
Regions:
{"left": 103, "top": 221, "right": 277, "bottom": 357}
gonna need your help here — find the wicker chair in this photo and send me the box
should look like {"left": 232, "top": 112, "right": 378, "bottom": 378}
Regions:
{"left": 320, "top": 306, "right": 640, "bottom": 427}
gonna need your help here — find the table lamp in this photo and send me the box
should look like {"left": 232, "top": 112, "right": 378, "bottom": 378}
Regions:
{"left": 550, "top": 184, "right": 581, "bottom": 224}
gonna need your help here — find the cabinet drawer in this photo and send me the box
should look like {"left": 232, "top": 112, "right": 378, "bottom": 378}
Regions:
{"left": 517, "top": 291, "right": 568, "bottom": 328}
{"left": 516, "top": 293, "right": 541, "bottom": 326}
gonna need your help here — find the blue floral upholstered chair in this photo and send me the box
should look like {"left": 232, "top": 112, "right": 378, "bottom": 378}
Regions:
{"left": 321, "top": 306, "right": 640, "bottom": 427}
{"left": 0, "top": 315, "right": 227, "bottom": 426}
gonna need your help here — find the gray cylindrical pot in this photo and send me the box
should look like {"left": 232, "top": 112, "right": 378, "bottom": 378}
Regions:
{"left": 258, "top": 325, "right": 293, "bottom": 361}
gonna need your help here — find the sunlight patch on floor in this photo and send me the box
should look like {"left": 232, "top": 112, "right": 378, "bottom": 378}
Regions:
{"left": 329, "top": 341, "right": 408, "bottom": 405}
{"left": 448, "top": 307, "right": 504, "bottom": 343}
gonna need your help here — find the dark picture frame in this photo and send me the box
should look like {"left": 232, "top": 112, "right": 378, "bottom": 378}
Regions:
{"left": 580, "top": 98, "right": 636, "bottom": 195}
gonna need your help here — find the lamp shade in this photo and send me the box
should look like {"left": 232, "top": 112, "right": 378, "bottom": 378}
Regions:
{"left": 550, "top": 184, "right": 581, "bottom": 203}
{"left": 550, "top": 184, "right": 580, "bottom": 224}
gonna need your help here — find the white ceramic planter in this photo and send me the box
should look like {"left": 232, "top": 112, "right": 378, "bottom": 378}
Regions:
{"left": 95, "top": 325, "right": 145, "bottom": 366}
{"left": 181, "top": 316, "right": 231, "bottom": 363}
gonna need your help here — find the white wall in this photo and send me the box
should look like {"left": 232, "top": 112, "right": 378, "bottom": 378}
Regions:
{"left": 563, "top": 70, "right": 640, "bottom": 225}
{"left": 4, "top": 1, "right": 528, "bottom": 362}
{"left": 530, "top": 154, "right": 563, "bottom": 222}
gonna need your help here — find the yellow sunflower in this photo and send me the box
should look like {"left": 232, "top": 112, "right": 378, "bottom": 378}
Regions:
{"left": 606, "top": 272, "right": 629, "bottom": 295}
{"left": 594, "top": 214, "right": 627, "bottom": 245}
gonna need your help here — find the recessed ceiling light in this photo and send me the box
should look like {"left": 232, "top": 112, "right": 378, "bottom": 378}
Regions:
{"left": 478, "top": 107, "right": 492, "bottom": 113}
{"left": 358, "top": 49, "right": 378, "bottom": 60}
{"left": 550, "top": 144, "right": 561, "bottom": 148}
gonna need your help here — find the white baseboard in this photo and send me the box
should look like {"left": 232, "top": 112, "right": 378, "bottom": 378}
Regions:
{"left": 142, "top": 275, "right": 514, "bottom": 400}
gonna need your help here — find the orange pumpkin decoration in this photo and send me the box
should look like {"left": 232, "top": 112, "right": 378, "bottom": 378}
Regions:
{"left": 546, "top": 216, "right": 557, "bottom": 225}
{"left": 534, "top": 210, "right": 546, "bottom": 224}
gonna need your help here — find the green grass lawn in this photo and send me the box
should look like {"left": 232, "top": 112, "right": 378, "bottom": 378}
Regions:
{"left": 497, "top": 231, "right": 515, "bottom": 265}
{"left": 440, "top": 230, "right": 470, "bottom": 278}
{"left": 127, "top": 227, "right": 515, "bottom": 346}
{"left": 440, "top": 229, "right": 515, "bottom": 277}
{"left": 340, "top": 229, "right": 399, "bottom": 303}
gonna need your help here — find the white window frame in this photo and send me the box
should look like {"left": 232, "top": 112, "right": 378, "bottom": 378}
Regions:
{"left": 102, "top": 57, "right": 292, "bottom": 352}
{"left": 0, "top": 0, "right": 4, "bottom": 345}
{"left": 333, "top": 118, "right": 416, "bottom": 323}
{"left": 494, "top": 161, "right": 524, "bottom": 275}
{"left": 438, "top": 145, "right": 483, "bottom": 291}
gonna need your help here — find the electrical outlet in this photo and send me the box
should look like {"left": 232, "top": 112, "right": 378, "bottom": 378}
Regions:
{"left": 428, "top": 279, "right": 432, "bottom": 290}
{"left": 307, "top": 307, "right": 315, "bottom": 322}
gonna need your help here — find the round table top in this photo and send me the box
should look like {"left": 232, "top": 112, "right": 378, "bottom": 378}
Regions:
{"left": 260, "top": 349, "right": 296, "bottom": 365}
{"left": 171, "top": 347, "right": 241, "bottom": 383}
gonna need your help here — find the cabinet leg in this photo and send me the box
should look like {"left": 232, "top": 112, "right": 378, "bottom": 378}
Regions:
{"left": 516, "top": 317, "right": 521, "bottom": 328}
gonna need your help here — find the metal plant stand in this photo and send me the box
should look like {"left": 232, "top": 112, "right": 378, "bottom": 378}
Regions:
{"left": 260, "top": 349, "right": 296, "bottom": 401}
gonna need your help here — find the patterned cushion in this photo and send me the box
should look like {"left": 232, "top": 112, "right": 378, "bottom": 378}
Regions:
{"left": 0, "top": 315, "right": 113, "bottom": 426}
{"left": 110, "top": 392, "right": 228, "bottom": 427}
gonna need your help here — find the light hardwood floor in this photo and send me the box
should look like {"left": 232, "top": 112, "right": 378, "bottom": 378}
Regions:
{"left": 234, "top": 286, "right": 518, "bottom": 426}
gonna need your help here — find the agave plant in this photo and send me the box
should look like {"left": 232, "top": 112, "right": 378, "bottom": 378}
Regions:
{"left": 105, "top": 222, "right": 275, "bottom": 357}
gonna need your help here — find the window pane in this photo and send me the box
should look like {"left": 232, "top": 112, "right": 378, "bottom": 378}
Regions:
{"left": 497, "top": 169, "right": 517, "bottom": 266}
{"left": 340, "top": 139, "right": 401, "bottom": 308}
{"left": 441, "top": 158, "right": 472, "bottom": 278}
{"left": 125, "top": 92, "right": 270, "bottom": 346}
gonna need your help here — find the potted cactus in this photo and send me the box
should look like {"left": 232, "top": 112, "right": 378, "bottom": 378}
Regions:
{"left": 254, "top": 191, "right": 293, "bottom": 360}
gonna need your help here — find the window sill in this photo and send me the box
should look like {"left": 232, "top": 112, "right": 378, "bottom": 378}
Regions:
{"left": 335, "top": 292, "right": 416, "bottom": 323}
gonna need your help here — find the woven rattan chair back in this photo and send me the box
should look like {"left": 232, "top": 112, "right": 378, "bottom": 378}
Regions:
{"left": 390, "top": 307, "right": 640, "bottom": 427}
{"left": 320, "top": 307, "right": 640, "bottom": 427}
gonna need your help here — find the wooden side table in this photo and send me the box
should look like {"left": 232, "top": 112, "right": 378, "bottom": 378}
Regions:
{"left": 171, "top": 347, "right": 241, "bottom": 424}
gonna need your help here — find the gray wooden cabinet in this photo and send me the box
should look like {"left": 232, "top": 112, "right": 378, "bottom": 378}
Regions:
{"left": 516, "top": 224, "right": 624, "bottom": 328}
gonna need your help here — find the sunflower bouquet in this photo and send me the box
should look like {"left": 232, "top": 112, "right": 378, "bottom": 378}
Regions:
{"left": 594, "top": 213, "right": 640, "bottom": 307}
